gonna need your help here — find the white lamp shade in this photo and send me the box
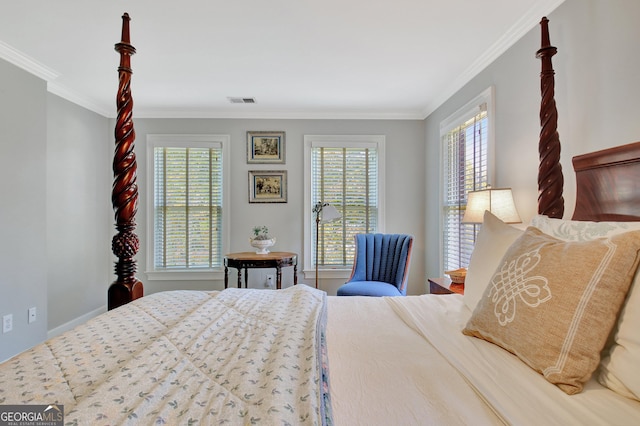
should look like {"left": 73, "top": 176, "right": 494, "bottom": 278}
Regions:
{"left": 320, "top": 204, "right": 341, "bottom": 223}
{"left": 462, "top": 188, "right": 521, "bottom": 224}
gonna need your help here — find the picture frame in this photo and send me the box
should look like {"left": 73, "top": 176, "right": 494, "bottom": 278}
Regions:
{"left": 247, "top": 131, "right": 285, "bottom": 164}
{"left": 248, "top": 170, "right": 287, "bottom": 203}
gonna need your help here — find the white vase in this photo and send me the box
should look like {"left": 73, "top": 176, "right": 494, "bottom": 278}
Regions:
{"left": 249, "top": 237, "right": 276, "bottom": 254}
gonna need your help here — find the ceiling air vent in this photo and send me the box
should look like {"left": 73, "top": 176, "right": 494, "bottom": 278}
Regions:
{"left": 228, "top": 97, "right": 256, "bottom": 104}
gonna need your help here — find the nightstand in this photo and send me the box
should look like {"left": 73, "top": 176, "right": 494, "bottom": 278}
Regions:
{"left": 428, "top": 277, "right": 464, "bottom": 295}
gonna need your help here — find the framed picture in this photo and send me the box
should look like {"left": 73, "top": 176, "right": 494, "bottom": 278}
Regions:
{"left": 247, "top": 131, "right": 285, "bottom": 164}
{"left": 249, "top": 170, "right": 287, "bottom": 203}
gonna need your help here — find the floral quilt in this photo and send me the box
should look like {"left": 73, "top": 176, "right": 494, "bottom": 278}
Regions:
{"left": 0, "top": 285, "right": 333, "bottom": 425}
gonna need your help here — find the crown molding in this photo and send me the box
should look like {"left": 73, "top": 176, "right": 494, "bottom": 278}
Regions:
{"left": 130, "top": 108, "right": 425, "bottom": 120}
{"left": 421, "top": 0, "right": 567, "bottom": 119}
{"left": 0, "top": 41, "right": 58, "bottom": 81}
{"left": 47, "top": 82, "right": 112, "bottom": 117}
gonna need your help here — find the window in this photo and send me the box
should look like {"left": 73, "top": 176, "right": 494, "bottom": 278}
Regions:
{"left": 440, "top": 87, "right": 494, "bottom": 273}
{"left": 146, "top": 134, "right": 229, "bottom": 280}
{"left": 304, "top": 135, "right": 385, "bottom": 278}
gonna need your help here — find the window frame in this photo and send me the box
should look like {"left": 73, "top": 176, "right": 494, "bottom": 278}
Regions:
{"left": 303, "top": 134, "right": 386, "bottom": 280}
{"left": 145, "top": 134, "right": 230, "bottom": 281}
{"left": 439, "top": 87, "right": 495, "bottom": 275}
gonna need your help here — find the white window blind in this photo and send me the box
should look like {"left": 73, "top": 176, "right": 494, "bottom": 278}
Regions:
{"left": 441, "top": 92, "right": 492, "bottom": 272}
{"left": 304, "top": 135, "right": 385, "bottom": 275}
{"left": 312, "top": 146, "right": 378, "bottom": 266}
{"left": 150, "top": 137, "right": 226, "bottom": 271}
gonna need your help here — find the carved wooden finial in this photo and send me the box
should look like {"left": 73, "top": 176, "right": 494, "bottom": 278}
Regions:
{"left": 539, "top": 17, "right": 551, "bottom": 49}
{"left": 115, "top": 13, "right": 136, "bottom": 74}
{"left": 121, "top": 13, "right": 131, "bottom": 43}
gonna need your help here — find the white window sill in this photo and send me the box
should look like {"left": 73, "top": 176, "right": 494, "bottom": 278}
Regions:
{"left": 145, "top": 269, "right": 224, "bottom": 281}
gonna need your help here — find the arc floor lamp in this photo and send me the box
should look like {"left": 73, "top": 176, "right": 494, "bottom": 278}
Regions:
{"left": 312, "top": 202, "right": 341, "bottom": 288}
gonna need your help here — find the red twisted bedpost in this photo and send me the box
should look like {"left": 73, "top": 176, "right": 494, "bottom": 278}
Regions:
{"left": 536, "top": 17, "right": 564, "bottom": 218}
{"left": 108, "top": 13, "right": 143, "bottom": 310}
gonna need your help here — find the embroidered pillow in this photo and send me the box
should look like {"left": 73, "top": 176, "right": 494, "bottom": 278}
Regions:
{"left": 531, "top": 215, "right": 640, "bottom": 400}
{"left": 463, "top": 211, "right": 523, "bottom": 310}
{"left": 463, "top": 227, "right": 640, "bottom": 394}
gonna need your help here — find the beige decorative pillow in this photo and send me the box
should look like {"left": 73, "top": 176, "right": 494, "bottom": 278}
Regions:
{"left": 463, "top": 227, "right": 640, "bottom": 394}
{"left": 531, "top": 215, "right": 640, "bottom": 400}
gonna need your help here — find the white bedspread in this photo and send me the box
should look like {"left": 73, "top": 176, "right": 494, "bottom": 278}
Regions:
{"left": 327, "top": 294, "right": 640, "bottom": 426}
{"left": 0, "top": 286, "right": 331, "bottom": 425}
{"left": 326, "top": 295, "right": 500, "bottom": 425}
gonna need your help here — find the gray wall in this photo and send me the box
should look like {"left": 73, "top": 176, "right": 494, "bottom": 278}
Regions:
{"left": 0, "top": 60, "right": 48, "bottom": 361}
{"left": 424, "top": 0, "right": 640, "bottom": 278}
{"left": 0, "top": 61, "right": 111, "bottom": 361}
{"left": 46, "top": 95, "right": 112, "bottom": 334}
{"left": 129, "top": 118, "right": 426, "bottom": 297}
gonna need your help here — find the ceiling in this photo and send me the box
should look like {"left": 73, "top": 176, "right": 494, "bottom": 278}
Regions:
{"left": 0, "top": 0, "right": 565, "bottom": 119}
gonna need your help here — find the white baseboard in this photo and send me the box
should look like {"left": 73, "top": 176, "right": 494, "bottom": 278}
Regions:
{"left": 47, "top": 305, "right": 107, "bottom": 339}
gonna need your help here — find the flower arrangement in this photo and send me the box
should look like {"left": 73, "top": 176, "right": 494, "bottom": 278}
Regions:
{"left": 250, "top": 226, "right": 275, "bottom": 254}
{"left": 251, "top": 225, "right": 271, "bottom": 241}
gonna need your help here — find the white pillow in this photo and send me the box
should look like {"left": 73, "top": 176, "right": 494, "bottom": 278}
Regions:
{"left": 464, "top": 211, "right": 523, "bottom": 311}
{"left": 530, "top": 215, "right": 640, "bottom": 241}
{"left": 531, "top": 215, "right": 640, "bottom": 401}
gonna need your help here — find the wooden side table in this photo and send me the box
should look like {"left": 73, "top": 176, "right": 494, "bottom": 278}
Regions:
{"left": 428, "top": 277, "right": 464, "bottom": 295}
{"left": 224, "top": 251, "right": 298, "bottom": 290}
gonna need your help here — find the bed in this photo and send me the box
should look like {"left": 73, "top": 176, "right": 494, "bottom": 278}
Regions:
{"left": 1, "top": 14, "right": 640, "bottom": 426}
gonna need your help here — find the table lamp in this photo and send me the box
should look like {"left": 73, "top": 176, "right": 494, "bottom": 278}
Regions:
{"left": 462, "top": 187, "right": 522, "bottom": 224}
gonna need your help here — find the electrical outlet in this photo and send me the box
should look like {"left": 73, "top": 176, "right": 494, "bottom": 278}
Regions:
{"left": 2, "top": 314, "right": 13, "bottom": 333}
{"left": 28, "top": 307, "right": 37, "bottom": 324}
{"left": 265, "top": 274, "right": 275, "bottom": 288}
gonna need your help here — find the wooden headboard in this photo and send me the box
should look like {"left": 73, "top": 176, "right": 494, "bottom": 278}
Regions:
{"left": 572, "top": 141, "right": 640, "bottom": 222}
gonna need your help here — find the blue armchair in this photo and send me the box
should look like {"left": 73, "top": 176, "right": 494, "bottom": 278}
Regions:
{"left": 337, "top": 233, "right": 413, "bottom": 297}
